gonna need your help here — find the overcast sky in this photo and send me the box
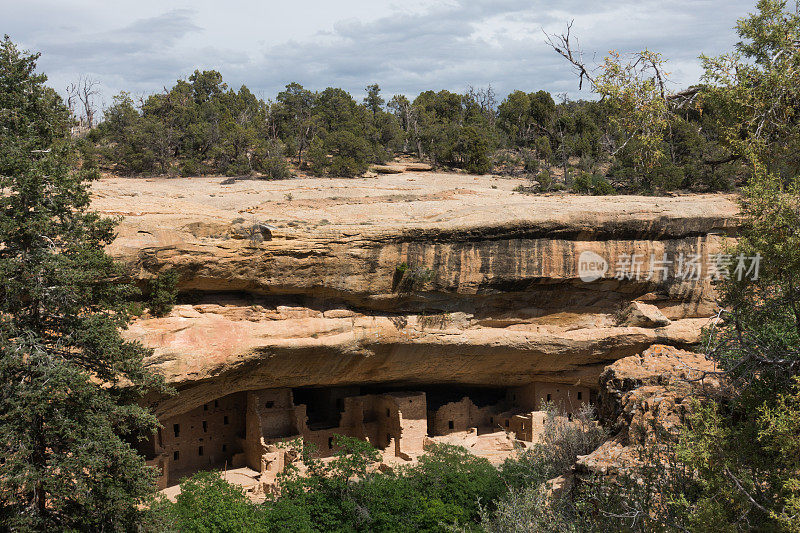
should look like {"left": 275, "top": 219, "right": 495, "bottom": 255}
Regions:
{"left": 4, "top": 0, "right": 755, "bottom": 108}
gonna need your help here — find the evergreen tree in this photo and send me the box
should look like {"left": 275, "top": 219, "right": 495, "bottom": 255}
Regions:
{"left": 0, "top": 36, "right": 166, "bottom": 530}
{"left": 275, "top": 82, "right": 317, "bottom": 167}
{"left": 363, "top": 83, "right": 385, "bottom": 116}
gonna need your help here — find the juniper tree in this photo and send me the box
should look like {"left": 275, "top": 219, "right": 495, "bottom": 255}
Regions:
{"left": 363, "top": 84, "right": 384, "bottom": 116}
{"left": 0, "top": 36, "right": 166, "bottom": 530}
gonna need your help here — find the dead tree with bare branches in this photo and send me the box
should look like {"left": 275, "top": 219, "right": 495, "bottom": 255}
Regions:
{"left": 73, "top": 75, "right": 100, "bottom": 129}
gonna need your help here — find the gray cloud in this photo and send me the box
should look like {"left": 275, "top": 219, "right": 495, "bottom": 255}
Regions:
{"left": 4, "top": 0, "right": 755, "bottom": 107}
{"left": 215, "top": 0, "right": 755, "bottom": 100}
{"left": 30, "top": 9, "right": 206, "bottom": 92}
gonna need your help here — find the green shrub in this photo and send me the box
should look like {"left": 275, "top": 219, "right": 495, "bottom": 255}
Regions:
{"left": 537, "top": 168, "right": 553, "bottom": 191}
{"left": 222, "top": 155, "right": 253, "bottom": 177}
{"left": 461, "top": 126, "right": 491, "bottom": 174}
{"left": 306, "top": 136, "right": 328, "bottom": 175}
{"left": 572, "top": 172, "right": 615, "bottom": 195}
{"left": 180, "top": 159, "right": 201, "bottom": 177}
{"left": 591, "top": 175, "right": 616, "bottom": 195}
{"left": 651, "top": 162, "right": 685, "bottom": 191}
{"left": 572, "top": 171, "right": 592, "bottom": 193}
{"left": 328, "top": 155, "right": 365, "bottom": 177}
{"left": 127, "top": 301, "right": 144, "bottom": 317}
{"left": 77, "top": 138, "right": 99, "bottom": 171}
{"left": 578, "top": 155, "right": 595, "bottom": 172}
{"left": 257, "top": 154, "right": 291, "bottom": 180}
{"left": 523, "top": 150, "right": 540, "bottom": 173}
{"left": 534, "top": 135, "right": 553, "bottom": 161}
{"left": 155, "top": 471, "right": 267, "bottom": 532}
{"left": 393, "top": 263, "right": 434, "bottom": 293}
{"left": 147, "top": 270, "right": 179, "bottom": 317}
{"left": 251, "top": 139, "right": 292, "bottom": 179}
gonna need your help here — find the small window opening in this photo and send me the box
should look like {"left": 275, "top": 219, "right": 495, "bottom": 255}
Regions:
{"left": 223, "top": 416, "right": 229, "bottom": 425}
{"left": 173, "top": 451, "right": 179, "bottom": 461}
{"left": 265, "top": 401, "right": 274, "bottom": 408}
{"left": 173, "top": 424, "right": 180, "bottom": 438}
{"left": 198, "top": 446, "right": 204, "bottom": 456}
{"left": 448, "top": 420, "right": 454, "bottom": 430}
{"left": 202, "top": 421, "right": 207, "bottom": 432}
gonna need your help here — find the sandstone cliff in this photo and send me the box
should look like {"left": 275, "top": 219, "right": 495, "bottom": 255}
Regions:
{"left": 91, "top": 173, "right": 739, "bottom": 417}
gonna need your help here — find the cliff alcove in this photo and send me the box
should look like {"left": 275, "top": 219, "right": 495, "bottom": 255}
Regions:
{"left": 91, "top": 173, "right": 739, "bottom": 494}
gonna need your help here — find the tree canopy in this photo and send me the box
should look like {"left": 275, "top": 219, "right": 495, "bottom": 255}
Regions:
{"left": 0, "top": 36, "right": 167, "bottom": 530}
{"left": 86, "top": 64, "right": 749, "bottom": 193}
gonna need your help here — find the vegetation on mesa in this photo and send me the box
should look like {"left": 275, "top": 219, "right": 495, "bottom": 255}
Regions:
{"left": 82, "top": 56, "right": 749, "bottom": 194}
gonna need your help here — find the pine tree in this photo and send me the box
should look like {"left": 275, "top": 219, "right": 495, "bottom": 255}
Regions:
{"left": 0, "top": 36, "right": 167, "bottom": 530}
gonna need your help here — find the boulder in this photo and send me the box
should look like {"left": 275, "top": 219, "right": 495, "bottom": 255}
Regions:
{"left": 576, "top": 345, "right": 724, "bottom": 476}
{"left": 403, "top": 162, "right": 433, "bottom": 171}
{"left": 371, "top": 164, "right": 403, "bottom": 174}
{"left": 619, "top": 301, "right": 671, "bottom": 328}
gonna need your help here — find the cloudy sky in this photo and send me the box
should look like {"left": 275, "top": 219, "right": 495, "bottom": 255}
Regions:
{"left": 5, "top": 0, "right": 755, "bottom": 108}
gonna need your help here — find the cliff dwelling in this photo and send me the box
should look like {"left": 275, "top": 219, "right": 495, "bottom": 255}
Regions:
{"left": 93, "top": 177, "right": 739, "bottom": 499}
{"left": 141, "top": 381, "right": 591, "bottom": 491}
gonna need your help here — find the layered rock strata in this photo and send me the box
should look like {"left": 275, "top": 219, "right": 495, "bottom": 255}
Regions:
{"left": 91, "top": 174, "right": 739, "bottom": 417}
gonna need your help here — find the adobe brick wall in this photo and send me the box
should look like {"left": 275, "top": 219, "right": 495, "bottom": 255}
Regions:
{"left": 508, "top": 382, "right": 591, "bottom": 413}
{"left": 429, "top": 397, "right": 504, "bottom": 436}
{"left": 154, "top": 391, "right": 247, "bottom": 485}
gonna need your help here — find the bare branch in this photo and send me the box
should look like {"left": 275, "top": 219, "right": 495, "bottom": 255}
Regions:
{"left": 543, "top": 21, "right": 596, "bottom": 91}
{"left": 65, "top": 82, "right": 78, "bottom": 118}
{"left": 76, "top": 75, "right": 100, "bottom": 129}
{"left": 724, "top": 467, "right": 770, "bottom": 514}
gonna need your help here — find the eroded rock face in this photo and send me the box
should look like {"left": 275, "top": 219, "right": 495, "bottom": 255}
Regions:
{"left": 131, "top": 305, "right": 713, "bottom": 418}
{"left": 577, "top": 344, "right": 723, "bottom": 475}
{"left": 90, "top": 174, "right": 739, "bottom": 417}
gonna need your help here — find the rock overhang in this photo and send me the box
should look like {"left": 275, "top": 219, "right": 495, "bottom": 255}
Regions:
{"left": 91, "top": 174, "right": 739, "bottom": 417}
